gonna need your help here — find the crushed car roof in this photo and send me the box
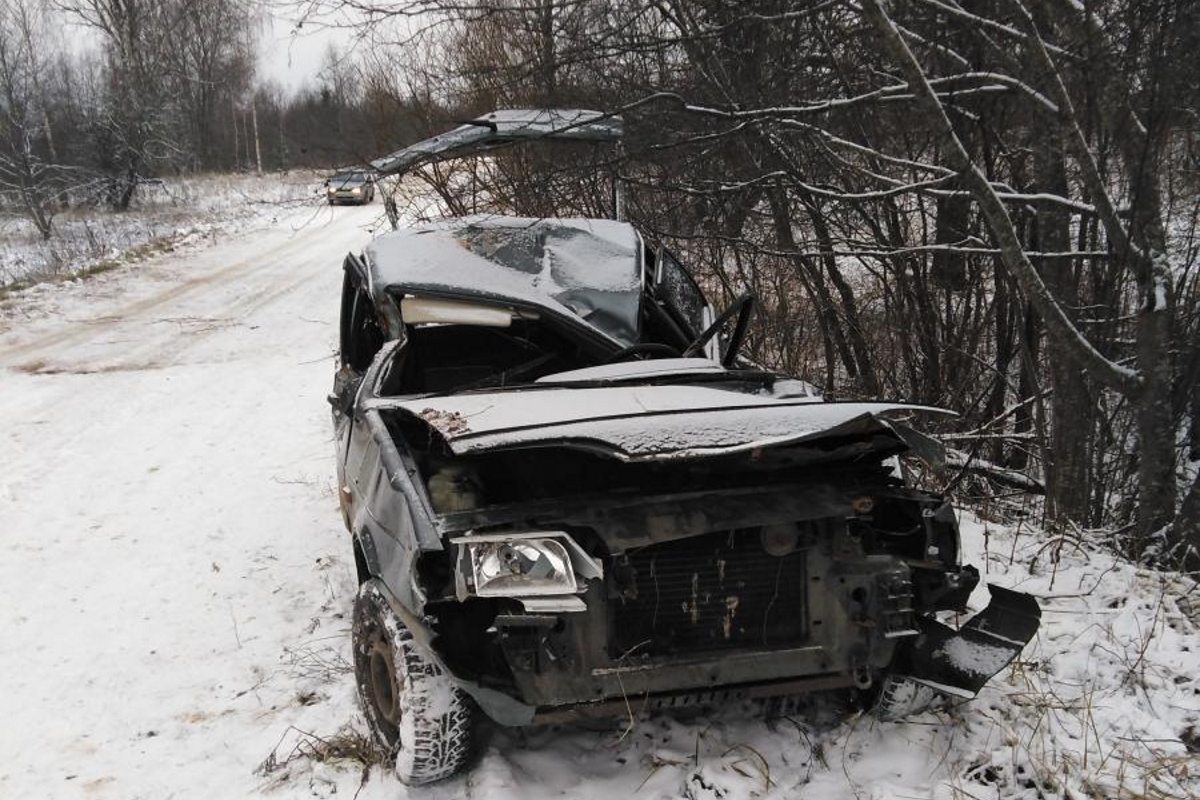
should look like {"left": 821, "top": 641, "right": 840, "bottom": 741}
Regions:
{"left": 371, "top": 109, "right": 622, "bottom": 177}
{"left": 369, "top": 384, "right": 949, "bottom": 461}
{"left": 364, "top": 216, "right": 643, "bottom": 346}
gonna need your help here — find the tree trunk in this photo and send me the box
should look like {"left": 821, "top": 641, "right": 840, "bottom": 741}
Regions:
{"left": 1122, "top": 123, "right": 1176, "bottom": 547}
{"left": 1010, "top": 302, "right": 1038, "bottom": 470}
{"left": 537, "top": 0, "right": 556, "bottom": 103}
{"left": 1034, "top": 126, "right": 1091, "bottom": 523}
{"left": 1174, "top": 470, "right": 1200, "bottom": 567}
{"left": 932, "top": 172, "right": 971, "bottom": 291}
{"left": 768, "top": 188, "right": 858, "bottom": 391}
{"left": 807, "top": 201, "right": 881, "bottom": 396}
{"left": 115, "top": 161, "right": 138, "bottom": 210}
{"left": 252, "top": 100, "right": 263, "bottom": 176}
{"left": 231, "top": 98, "right": 239, "bottom": 168}
{"left": 986, "top": 268, "right": 1015, "bottom": 464}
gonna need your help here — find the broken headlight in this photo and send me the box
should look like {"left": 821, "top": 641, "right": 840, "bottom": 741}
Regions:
{"left": 470, "top": 539, "right": 575, "bottom": 596}
{"left": 452, "top": 532, "right": 603, "bottom": 601}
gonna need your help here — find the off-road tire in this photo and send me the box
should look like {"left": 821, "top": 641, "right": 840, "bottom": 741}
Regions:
{"left": 352, "top": 580, "right": 475, "bottom": 784}
{"left": 873, "top": 674, "right": 938, "bottom": 721}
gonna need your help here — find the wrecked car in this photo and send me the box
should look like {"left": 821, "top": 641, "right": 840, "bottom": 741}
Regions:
{"left": 330, "top": 110, "right": 1041, "bottom": 784}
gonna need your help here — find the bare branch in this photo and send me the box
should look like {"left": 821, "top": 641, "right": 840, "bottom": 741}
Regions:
{"left": 861, "top": 0, "right": 1141, "bottom": 396}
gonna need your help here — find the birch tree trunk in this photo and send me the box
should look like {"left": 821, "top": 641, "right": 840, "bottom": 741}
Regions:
{"left": 252, "top": 100, "right": 263, "bottom": 176}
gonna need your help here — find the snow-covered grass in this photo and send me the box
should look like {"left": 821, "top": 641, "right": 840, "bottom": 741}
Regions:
{"left": 0, "top": 172, "right": 329, "bottom": 289}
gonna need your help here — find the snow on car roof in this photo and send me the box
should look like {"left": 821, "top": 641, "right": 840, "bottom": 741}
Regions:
{"left": 364, "top": 216, "right": 643, "bottom": 346}
{"left": 372, "top": 384, "right": 949, "bottom": 461}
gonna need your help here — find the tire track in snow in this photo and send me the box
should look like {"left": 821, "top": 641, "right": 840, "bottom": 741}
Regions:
{"left": 0, "top": 203, "right": 379, "bottom": 800}
{"left": 0, "top": 207, "right": 381, "bottom": 372}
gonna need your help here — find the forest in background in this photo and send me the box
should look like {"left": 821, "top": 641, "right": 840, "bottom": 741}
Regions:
{"left": 2, "top": 0, "right": 1198, "bottom": 567}
{"left": 0, "top": 0, "right": 438, "bottom": 222}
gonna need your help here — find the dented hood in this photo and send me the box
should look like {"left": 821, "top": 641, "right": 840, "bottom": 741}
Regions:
{"left": 371, "top": 384, "right": 949, "bottom": 462}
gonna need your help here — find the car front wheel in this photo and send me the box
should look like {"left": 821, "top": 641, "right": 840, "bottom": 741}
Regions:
{"left": 872, "top": 673, "right": 938, "bottom": 721}
{"left": 351, "top": 580, "right": 475, "bottom": 784}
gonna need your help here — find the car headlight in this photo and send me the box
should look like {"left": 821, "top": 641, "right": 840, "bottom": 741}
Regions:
{"left": 351, "top": 186, "right": 361, "bottom": 194}
{"left": 326, "top": 186, "right": 335, "bottom": 194}
{"left": 467, "top": 539, "right": 575, "bottom": 596}
{"left": 452, "top": 532, "right": 603, "bottom": 600}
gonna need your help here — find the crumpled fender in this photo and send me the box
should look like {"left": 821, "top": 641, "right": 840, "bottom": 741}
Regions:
{"left": 375, "top": 579, "right": 539, "bottom": 726}
{"left": 899, "top": 584, "right": 1041, "bottom": 698}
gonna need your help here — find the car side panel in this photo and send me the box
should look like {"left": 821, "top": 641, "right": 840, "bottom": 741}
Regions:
{"left": 345, "top": 415, "right": 419, "bottom": 609}
{"left": 344, "top": 398, "right": 445, "bottom": 613}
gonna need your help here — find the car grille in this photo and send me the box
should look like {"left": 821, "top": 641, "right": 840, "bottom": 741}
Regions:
{"left": 611, "top": 529, "right": 808, "bottom": 658}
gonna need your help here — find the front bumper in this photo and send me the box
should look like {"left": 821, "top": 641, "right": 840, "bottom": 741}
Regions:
{"left": 426, "top": 574, "right": 1039, "bottom": 727}
{"left": 893, "top": 584, "right": 1041, "bottom": 697}
{"left": 413, "top": 502, "right": 1038, "bottom": 726}
{"left": 445, "top": 550, "right": 934, "bottom": 722}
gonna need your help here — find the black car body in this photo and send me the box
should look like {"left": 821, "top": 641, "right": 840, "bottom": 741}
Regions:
{"left": 330, "top": 111, "right": 1040, "bottom": 785}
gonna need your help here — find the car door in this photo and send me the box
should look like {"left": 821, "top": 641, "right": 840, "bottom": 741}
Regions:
{"left": 333, "top": 254, "right": 384, "bottom": 443}
{"left": 333, "top": 253, "right": 391, "bottom": 530}
{"left": 653, "top": 248, "right": 721, "bottom": 359}
{"left": 337, "top": 253, "right": 384, "bottom": 384}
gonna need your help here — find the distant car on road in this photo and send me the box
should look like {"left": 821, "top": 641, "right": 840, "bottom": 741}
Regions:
{"left": 324, "top": 170, "right": 376, "bottom": 205}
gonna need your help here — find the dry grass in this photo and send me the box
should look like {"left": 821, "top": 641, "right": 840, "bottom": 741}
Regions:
{"left": 256, "top": 724, "right": 384, "bottom": 782}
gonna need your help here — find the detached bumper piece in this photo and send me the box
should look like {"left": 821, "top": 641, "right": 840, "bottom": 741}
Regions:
{"left": 880, "top": 585, "right": 1040, "bottom": 718}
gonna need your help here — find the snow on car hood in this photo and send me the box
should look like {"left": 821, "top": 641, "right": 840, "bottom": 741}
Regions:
{"left": 365, "top": 216, "right": 643, "bottom": 346}
{"left": 373, "top": 384, "right": 950, "bottom": 461}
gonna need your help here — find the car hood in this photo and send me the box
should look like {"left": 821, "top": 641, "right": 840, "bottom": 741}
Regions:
{"left": 370, "top": 384, "right": 950, "bottom": 462}
{"left": 372, "top": 109, "right": 621, "bottom": 177}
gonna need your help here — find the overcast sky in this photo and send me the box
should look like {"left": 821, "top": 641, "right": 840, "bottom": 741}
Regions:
{"left": 260, "top": 13, "right": 356, "bottom": 93}
{"left": 54, "top": 3, "right": 378, "bottom": 97}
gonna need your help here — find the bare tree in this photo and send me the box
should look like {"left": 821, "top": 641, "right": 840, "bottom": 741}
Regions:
{"left": 57, "top": 0, "right": 182, "bottom": 207}
{"left": 0, "top": 0, "right": 69, "bottom": 238}
{"left": 166, "top": 0, "right": 258, "bottom": 170}
{"left": 283, "top": 0, "right": 1200, "bottom": 561}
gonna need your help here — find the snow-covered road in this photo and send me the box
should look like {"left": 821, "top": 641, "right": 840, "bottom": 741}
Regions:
{"left": 0, "top": 204, "right": 382, "bottom": 799}
{"left": 2, "top": 204, "right": 1196, "bottom": 800}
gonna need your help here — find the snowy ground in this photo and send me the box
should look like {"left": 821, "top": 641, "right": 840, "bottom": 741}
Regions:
{"left": 0, "top": 172, "right": 325, "bottom": 287}
{"left": 1, "top": 195, "right": 1197, "bottom": 800}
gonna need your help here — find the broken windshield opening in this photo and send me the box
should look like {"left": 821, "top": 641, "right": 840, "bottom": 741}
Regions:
{"left": 366, "top": 218, "right": 644, "bottom": 348}
{"left": 377, "top": 319, "right": 596, "bottom": 396}
{"left": 454, "top": 221, "right": 642, "bottom": 345}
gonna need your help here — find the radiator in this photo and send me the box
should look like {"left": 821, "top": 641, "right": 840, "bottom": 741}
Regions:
{"left": 611, "top": 529, "right": 809, "bottom": 658}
